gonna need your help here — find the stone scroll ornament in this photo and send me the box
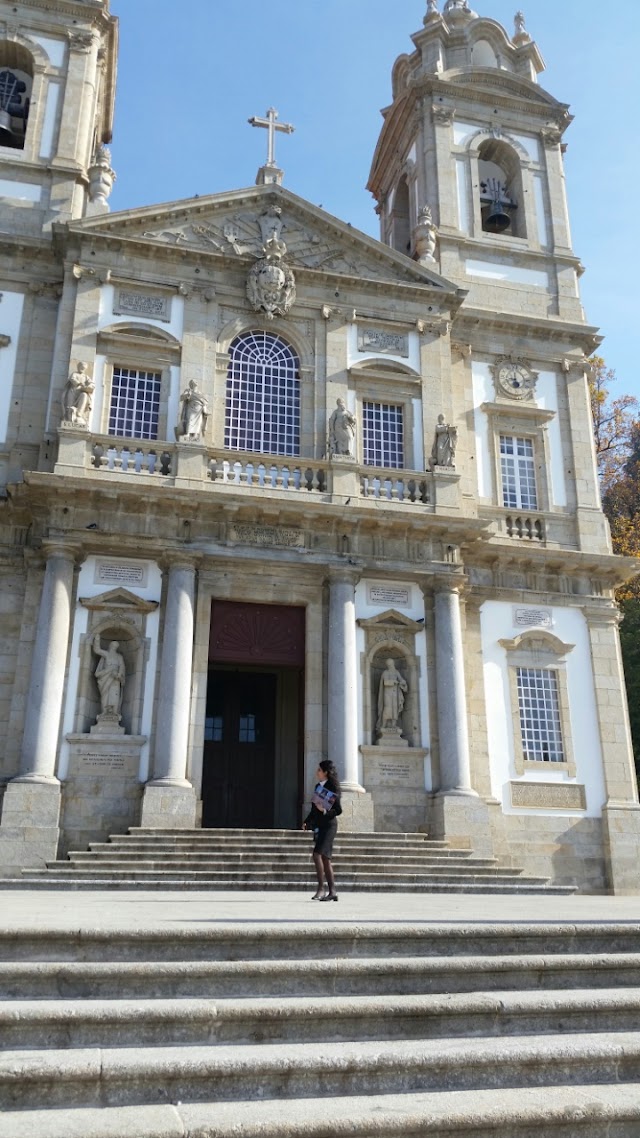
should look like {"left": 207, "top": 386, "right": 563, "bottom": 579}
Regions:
{"left": 247, "top": 234, "right": 296, "bottom": 319}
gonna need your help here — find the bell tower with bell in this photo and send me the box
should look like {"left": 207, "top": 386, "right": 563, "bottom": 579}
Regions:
{"left": 368, "top": 1, "right": 583, "bottom": 325}
{"left": 0, "top": 0, "right": 118, "bottom": 230}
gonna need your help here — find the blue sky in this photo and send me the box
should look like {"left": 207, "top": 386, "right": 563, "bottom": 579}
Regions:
{"left": 109, "top": 0, "right": 639, "bottom": 404}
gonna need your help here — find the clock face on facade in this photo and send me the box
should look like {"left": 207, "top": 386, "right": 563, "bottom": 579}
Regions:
{"left": 494, "top": 359, "right": 536, "bottom": 400}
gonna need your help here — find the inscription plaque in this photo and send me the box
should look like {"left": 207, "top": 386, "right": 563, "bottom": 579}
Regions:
{"left": 514, "top": 607, "right": 553, "bottom": 629}
{"left": 510, "top": 782, "right": 586, "bottom": 811}
{"left": 368, "top": 585, "right": 411, "bottom": 608}
{"left": 96, "top": 562, "right": 147, "bottom": 587}
{"left": 358, "top": 327, "right": 409, "bottom": 358}
{"left": 78, "top": 753, "right": 128, "bottom": 772}
{"left": 231, "top": 525, "right": 304, "bottom": 549}
{"left": 113, "top": 289, "right": 171, "bottom": 322}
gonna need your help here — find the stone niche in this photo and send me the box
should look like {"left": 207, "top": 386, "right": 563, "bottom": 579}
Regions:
{"left": 358, "top": 608, "right": 429, "bottom": 833}
{"left": 60, "top": 587, "right": 158, "bottom": 854}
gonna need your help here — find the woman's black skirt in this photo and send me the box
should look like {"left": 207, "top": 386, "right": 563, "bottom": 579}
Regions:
{"left": 313, "top": 820, "right": 337, "bottom": 858}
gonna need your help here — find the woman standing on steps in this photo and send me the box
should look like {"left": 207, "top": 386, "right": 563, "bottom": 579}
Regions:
{"left": 303, "top": 760, "right": 342, "bottom": 902}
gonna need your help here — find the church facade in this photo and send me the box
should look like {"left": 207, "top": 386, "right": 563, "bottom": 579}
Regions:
{"left": 0, "top": 0, "right": 638, "bottom": 891}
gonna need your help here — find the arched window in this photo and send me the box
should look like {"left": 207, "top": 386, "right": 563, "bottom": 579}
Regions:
{"left": 0, "top": 43, "right": 33, "bottom": 151}
{"left": 225, "top": 331, "right": 300, "bottom": 456}
{"left": 478, "top": 139, "right": 525, "bottom": 238}
{"left": 471, "top": 39, "right": 498, "bottom": 68}
{"left": 390, "top": 176, "right": 411, "bottom": 256}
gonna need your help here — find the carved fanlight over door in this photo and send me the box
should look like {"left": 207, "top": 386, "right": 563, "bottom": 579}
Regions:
{"left": 209, "top": 601, "right": 305, "bottom": 667}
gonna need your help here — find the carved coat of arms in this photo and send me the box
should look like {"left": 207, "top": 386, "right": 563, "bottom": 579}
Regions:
{"left": 247, "top": 235, "right": 296, "bottom": 319}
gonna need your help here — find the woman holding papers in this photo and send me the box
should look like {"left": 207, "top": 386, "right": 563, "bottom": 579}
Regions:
{"left": 303, "top": 760, "right": 342, "bottom": 901}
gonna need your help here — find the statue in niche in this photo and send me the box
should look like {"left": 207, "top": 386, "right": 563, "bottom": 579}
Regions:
{"left": 328, "top": 398, "right": 356, "bottom": 457}
{"left": 61, "top": 362, "right": 94, "bottom": 427}
{"left": 93, "top": 636, "right": 126, "bottom": 720}
{"left": 178, "top": 380, "right": 209, "bottom": 441}
{"left": 430, "top": 413, "right": 458, "bottom": 469}
{"left": 376, "top": 658, "right": 408, "bottom": 733}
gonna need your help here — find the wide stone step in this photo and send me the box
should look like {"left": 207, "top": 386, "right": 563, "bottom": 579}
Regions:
{"left": 5, "top": 1084, "right": 640, "bottom": 1138}
{"left": 5, "top": 923, "right": 636, "bottom": 963}
{"left": 73, "top": 850, "right": 492, "bottom": 868}
{"left": 60, "top": 857, "right": 517, "bottom": 877}
{"left": 16, "top": 872, "right": 558, "bottom": 893}
{"left": 3, "top": 1032, "right": 640, "bottom": 1110}
{"left": 3, "top": 989, "right": 640, "bottom": 1050}
{"left": 3, "top": 953, "right": 640, "bottom": 1001}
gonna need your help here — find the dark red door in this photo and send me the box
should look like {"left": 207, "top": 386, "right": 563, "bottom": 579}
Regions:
{"left": 202, "top": 671, "right": 277, "bottom": 828}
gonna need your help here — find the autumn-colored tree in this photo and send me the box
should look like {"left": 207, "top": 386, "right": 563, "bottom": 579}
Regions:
{"left": 589, "top": 356, "right": 639, "bottom": 494}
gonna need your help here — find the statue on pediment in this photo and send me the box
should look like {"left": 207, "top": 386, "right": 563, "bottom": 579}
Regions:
{"left": 61, "top": 361, "right": 94, "bottom": 428}
{"left": 178, "top": 380, "right": 209, "bottom": 441}
{"left": 328, "top": 398, "right": 356, "bottom": 457}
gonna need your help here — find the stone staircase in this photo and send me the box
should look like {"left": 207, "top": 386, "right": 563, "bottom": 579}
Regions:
{"left": 9, "top": 828, "right": 576, "bottom": 893}
{"left": 2, "top": 920, "right": 640, "bottom": 1135}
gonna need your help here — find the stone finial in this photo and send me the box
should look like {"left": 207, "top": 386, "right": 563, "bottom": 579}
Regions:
{"left": 513, "top": 10, "right": 531, "bottom": 44}
{"left": 443, "top": 0, "right": 477, "bottom": 19}
{"left": 413, "top": 204, "right": 438, "bottom": 265}
{"left": 425, "top": 0, "right": 440, "bottom": 19}
{"left": 87, "top": 143, "right": 116, "bottom": 212}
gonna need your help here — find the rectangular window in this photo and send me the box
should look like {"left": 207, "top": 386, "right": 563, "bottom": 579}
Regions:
{"left": 500, "top": 435, "right": 537, "bottom": 509}
{"left": 517, "top": 667, "right": 564, "bottom": 763}
{"left": 363, "top": 401, "right": 404, "bottom": 469}
{"left": 109, "top": 366, "right": 161, "bottom": 440}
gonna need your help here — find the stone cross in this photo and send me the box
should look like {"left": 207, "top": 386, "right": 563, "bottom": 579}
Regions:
{"left": 248, "top": 107, "right": 295, "bottom": 168}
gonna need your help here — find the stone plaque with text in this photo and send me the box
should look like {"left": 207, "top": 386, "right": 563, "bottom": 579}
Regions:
{"left": 113, "top": 288, "right": 171, "bottom": 322}
{"left": 358, "top": 327, "right": 409, "bottom": 358}
{"left": 514, "top": 607, "right": 553, "bottom": 630}
{"left": 231, "top": 525, "right": 305, "bottom": 549}
{"left": 368, "top": 585, "right": 411, "bottom": 608}
{"left": 96, "top": 562, "right": 148, "bottom": 587}
{"left": 510, "top": 782, "right": 586, "bottom": 811}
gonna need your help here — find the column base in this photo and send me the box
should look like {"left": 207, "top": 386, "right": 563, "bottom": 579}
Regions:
{"left": 139, "top": 782, "right": 197, "bottom": 830}
{"left": 602, "top": 802, "right": 640, "bottom": 895}
{"left": 0, "top": 777, "right": 61, "bottom": 876}
{"left": 339, "top": 787, "right": 374, "bottom": 833}
{"left": 428, "top": 791, "right": 494, "bottom": 856}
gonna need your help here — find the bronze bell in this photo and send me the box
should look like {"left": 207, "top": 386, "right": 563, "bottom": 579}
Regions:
{"left": 0, "top": 108, "right": 15, "bottom": 144}
{"left": 484, "top": 199, "right": 511, "bottom": 234}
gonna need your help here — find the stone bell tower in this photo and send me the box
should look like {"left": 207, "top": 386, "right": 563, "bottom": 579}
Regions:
{"left": 368, "top": 0, "right": 608, "bottom": 557}
{"left": 0, "top": 0, "right": 118, "bottom": 232}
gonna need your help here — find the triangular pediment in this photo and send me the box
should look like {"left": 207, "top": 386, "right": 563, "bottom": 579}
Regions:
{"left": 79, "top": 588, "right": 159, "bottom": 615}
{"left": 358, "top": 609, "right": 424, "bottom": 633}
{"left": 68, "top": 184, "right": 460, "bottom": 295}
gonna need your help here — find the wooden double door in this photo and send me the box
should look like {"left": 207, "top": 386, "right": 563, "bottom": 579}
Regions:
{"left": 202, "top": 669, "right": 301, "bottom": 829}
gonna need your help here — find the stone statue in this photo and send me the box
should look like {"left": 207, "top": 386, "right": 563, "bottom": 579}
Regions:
{"left": 93, "top": 636, "right": 125, "bottom": 719}
{"left": 413, "top": 204, "right": 438, "bottom": 265}
{"left": 426, "top": 0, "right": 439, "bottom": 15}
{"left": 178, "top": 380, "right": 209, "bottom": 441}
{"left": 514, "top": 11, "right": 526, "bottom": 35}
{"left": 61, "top": 362, "right": 94, "bottom": 427}
{"left": 430, "top": 413, "right": 458, "bottom": 468}
{"left": 328, "top": 398, "right": 356, "bottom": 457}
{"left": 377, "top": 659, "right": 408, "bottom": 733}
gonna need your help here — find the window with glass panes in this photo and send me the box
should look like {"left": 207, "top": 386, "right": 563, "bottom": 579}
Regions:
{"left": 108, "top": 366, "right": 161, "bottom": 440}
{"left": 500, "top": 434, "right": 537, "bottom": 509}
{"left": 362, "top": 401, "right": 404, "bottom": 469}
{"left": 516, "top": 667, "right": 564, "bottom": 763}
{"left": 225, "top": 331, "right": 300, "bottom": 456}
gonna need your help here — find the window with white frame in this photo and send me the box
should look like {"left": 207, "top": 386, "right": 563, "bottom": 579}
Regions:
{"left": 225, "top": 331, "right": 300, "bottom": 456}
{"left": 362, "top": 400, "right": 404, "bottom": 469}
{"left": 500, "top": 434, "right": 537, "bottom": 509}
{"left": 108, "top": 366, "right": 162, "bottom": 440}
{"left": 516, "top": 667, "right": 565, "bottom": 763}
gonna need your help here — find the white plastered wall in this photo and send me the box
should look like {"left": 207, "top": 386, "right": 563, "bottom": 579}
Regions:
{"left": 355, "top": 580, "right": 431, "bottom": 790}
{"left": 0, "top": 291, "right": 25, "bottom": 448}
{"left": 57, "top": 556, "right": 163, "bottom": 783}
{"left": 480, "top": 600, "right": 606, "bottom": 818}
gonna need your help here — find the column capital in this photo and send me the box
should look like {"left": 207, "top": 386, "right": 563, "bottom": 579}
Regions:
{"left": 326, "top": 567, "right": 362, "bottom": 588}
{"left": 41, "top": 540, "right": 81, "bottom": 564}
{"left": 430, "top": 571, "right": 469, "bottom": 597}
{"left": 159, "top": 554, "right": 201, "bottom": 575}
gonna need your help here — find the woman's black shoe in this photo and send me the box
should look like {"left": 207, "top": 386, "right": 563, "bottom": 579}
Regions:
{"left": 319, "top": 893, "right": 338, "bottom": 902}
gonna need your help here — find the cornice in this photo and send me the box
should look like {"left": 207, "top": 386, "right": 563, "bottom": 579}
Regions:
{"left": 451, "top": 307, "right": 601, "bottom": 351}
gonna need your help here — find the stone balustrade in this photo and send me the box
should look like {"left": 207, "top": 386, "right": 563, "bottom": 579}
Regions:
{"left": 208, "top": 455, "right": 327, "bottom": 494}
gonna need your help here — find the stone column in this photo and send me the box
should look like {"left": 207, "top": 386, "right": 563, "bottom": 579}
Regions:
{"left": 586, "top": 605, "right": 640, "bottom": 894}
{"left": 327, "top": 571, "right": 373, "bottom": 832}
{"left": 429, "top": 577, "right": 494, "bottom": 855}
{"left": 140, "top": 560, "right": 197, "bottom": 829}
{"left": 0, "top": 544, "right": 76, "bottom": 874}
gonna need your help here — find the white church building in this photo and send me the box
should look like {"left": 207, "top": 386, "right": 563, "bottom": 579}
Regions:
{"left": 0, "top": 0, "right": 638, "bottom": 891}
